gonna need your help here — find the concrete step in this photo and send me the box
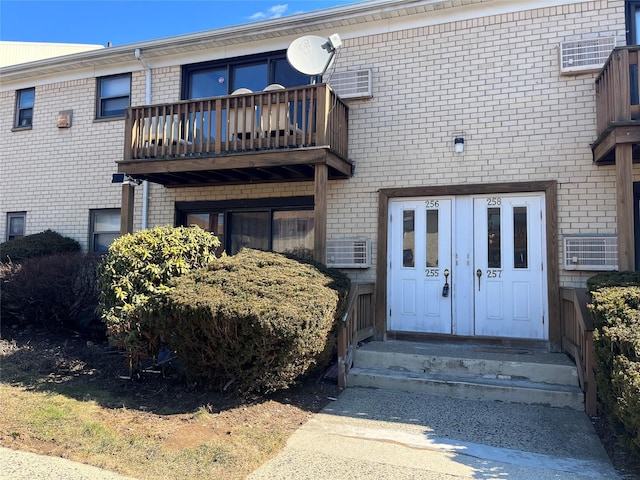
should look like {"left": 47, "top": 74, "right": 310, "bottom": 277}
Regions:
{"left": 347, "top": 341, "right": 584, "bottom": 410}
{"left": 347, "top": 368, "right": 585, "bottom": 410}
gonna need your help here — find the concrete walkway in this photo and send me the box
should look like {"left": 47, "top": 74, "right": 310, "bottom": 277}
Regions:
{"left": 1, "top": 387, "right": 621, "bottom": 479}
{"left": 249, "top": 387, "right": 620, "bottom": 480}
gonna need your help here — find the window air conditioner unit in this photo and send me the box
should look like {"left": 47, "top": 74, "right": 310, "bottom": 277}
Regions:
{"left": 326, "top": 237, "right": 371, "bottom": 268}
{"left": 328, "top": 69, "right": 372, "bottom": 99}
{"left": 564, "top": 236, "right": 618, "bottom": 271}
{"left": 560, "top": 36, "right": 616, "bottom": 74}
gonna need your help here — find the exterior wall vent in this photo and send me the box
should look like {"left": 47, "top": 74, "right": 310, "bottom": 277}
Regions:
{"left": 564, "top": 236, "right": 618, "bottom": 271}
{"left": 560, "top": 37, "right": 616, "bottom": 74}
{"left": 326, "top": 237, "right": 371, "bottom": 268}
{"left": 328, "top": 69, "right": 372, "bottom": 99}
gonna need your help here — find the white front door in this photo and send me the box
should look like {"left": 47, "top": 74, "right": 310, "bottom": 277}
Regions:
{"left": 388, "top": 198, "right": 453, "bottom": 333}
{"left": 387, "top": 193, "right": 546, "bottom": 340}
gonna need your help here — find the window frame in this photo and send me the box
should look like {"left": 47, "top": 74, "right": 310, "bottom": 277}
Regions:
{"left": 181, "top": 50, "right": 317, "bottom": 100}
{"left": 14, "top": 88, "right": 35, "bottom": 129}
{"left": 627, "top": 1, "right": 640, "bottom": 45}
{"left": 89, "top": 208, "right": 121, "bottom": 253}
{"left": 6, "top": 212, "right": 26, "bottom": 241}
{"left": 176, "top": 196, "right": 314, "bottom": 256}
{"left": 96, "top": 73, "right": 131, "bottom": 120}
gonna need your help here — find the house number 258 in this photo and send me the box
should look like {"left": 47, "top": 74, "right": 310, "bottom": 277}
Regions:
{"left": 487, "top": 197, "right": 502, "bottom": 206}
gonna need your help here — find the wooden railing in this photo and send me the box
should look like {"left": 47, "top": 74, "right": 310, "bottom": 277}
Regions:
{"left": 560, "top": 287, "right": 596, "bottom": 415}
{"left": 124, "top": 83, "right": 348, "bottom": 161}
{"left": 595, "top": 46, "right": 640, "bottom": 139}
{"left": 337, "top": 282, "right": 376, "bottom": 389}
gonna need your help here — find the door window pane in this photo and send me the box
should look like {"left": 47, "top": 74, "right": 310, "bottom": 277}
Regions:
{"left": 186, "top": 212, "right": 225, "bottom": 254}
{"left": 272, "top": 210, "right": 314, "bottom": 260}
{"left": 513, "top": 207, "right": 528, "bottom": 269}
{"left": 426, "top": 209, "right": 439, "bottom": 268}
{"left": 229, "top": 211, "right": 270, "bottom": 254}
{"left": 403, "top": 210, "right": 415, "bottom": 268}
{"left": 487, "top": 207, "right": 501, "bottom": 268}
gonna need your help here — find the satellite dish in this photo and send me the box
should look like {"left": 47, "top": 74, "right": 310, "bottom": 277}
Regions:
{"left": 287, "top": 34, "right": 342, "bottom": 76}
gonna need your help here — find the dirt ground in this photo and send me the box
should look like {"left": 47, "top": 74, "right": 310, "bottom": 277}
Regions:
{"left": 1, "top": 324, "right": 639, "bottom": 479}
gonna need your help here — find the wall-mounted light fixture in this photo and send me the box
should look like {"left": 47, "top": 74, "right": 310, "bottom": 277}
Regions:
{"left": 454, "top": 136, "right": 464, "bottom": 154}
{"left": 112, "top": 173, "right": 141, "bottom": 186}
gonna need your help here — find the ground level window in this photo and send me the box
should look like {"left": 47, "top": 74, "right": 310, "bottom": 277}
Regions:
{"left": 6, "top": 212, "right": 26, "bottom": 241}
{"left": 177, "top": 196, "right": 314, "bottom": 260}
{"left": 90, "top": 209, "right": 120, "bottom": 253}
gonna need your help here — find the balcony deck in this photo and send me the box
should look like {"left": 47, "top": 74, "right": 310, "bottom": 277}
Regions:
{"left": 118, "top": 84, "right": 351, "bottom": 187}
{"left": 593, "top": 46, "right": 640, "bottom": 164}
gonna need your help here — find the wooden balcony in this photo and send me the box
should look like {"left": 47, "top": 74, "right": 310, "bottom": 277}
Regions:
{"left": 118, "top": 84, "right": 351, "bottom": 187}
{"left": 593, "top": 46, "right": 640, "bottom": 164}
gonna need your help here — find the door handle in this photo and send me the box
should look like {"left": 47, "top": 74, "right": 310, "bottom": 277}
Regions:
{"left": 476, "top": 268, "right": 482, "bottom": 291}
{"left": 442, "top": 269, "right": 450, "bottom": 297}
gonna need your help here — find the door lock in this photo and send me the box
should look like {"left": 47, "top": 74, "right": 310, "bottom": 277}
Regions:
{"left": 442, "top": 269, "right": 450, "bottom": 297}
{"left": 476, "top": 268, "right": 482, "bottom": 291}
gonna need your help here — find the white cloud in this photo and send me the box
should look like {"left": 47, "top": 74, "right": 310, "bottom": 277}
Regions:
{"left": 248, "top": 4, "right": 289, "bottom": 21}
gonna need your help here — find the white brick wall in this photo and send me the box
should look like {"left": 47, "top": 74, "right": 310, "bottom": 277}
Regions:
{"left": 0, "top": 0, "right": 630, "bottom": 289}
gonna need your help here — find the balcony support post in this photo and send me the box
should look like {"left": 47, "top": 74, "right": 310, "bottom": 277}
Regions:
{"left": 314, "top": 162, "right": 328, "bottom": 264}
{"left": 616, "top": 144, "right": 635, "bottom": 270}
{"left": 120, "top": 184, "right": 135, "bottom": 235}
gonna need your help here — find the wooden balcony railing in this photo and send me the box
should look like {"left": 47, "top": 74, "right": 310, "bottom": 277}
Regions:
{"left": 560, "top": 287, "right": 596, "bottom": 416}
{"left": 124, "top": 83, "right": 348, "bottom": 162}
{"left": 337, "top": 282, "right": 376, "bottom": 389}
{"left": 595, "top": 46, "right": 640, "bottom": 139}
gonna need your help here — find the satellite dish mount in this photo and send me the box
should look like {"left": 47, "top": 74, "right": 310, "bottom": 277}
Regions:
{"left": 287, "top": 33, "right": 342, "bottom": 79}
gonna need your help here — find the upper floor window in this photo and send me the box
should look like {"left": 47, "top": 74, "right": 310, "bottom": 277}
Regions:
{"left": 182, "top": 51, "right": 312, "bottom": 100}
{"left": 627, "top": 1, "right": 640, "bottom": 45}
{"left": 15, "top": 88, "right": 34, "bottom": 128}
{"left": 6, "top": 212, "right": 26, "bottom": 241}
{"left": 97, "top": 74, "right": 130, "bottom": 119}
{"left": 90, "top": 209, "right": 120, "bottom": 253}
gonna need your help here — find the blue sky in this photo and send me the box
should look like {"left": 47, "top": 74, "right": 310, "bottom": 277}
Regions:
{"left": 0, "top": 0, "right": 362, "bottom": 46}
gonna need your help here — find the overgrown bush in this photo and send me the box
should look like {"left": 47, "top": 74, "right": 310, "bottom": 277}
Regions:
{"left": 588, "top": 272, "right": 640, "bottom": 453}
{"left": 0, "top": 253, "right": 101, "bottom": 336}
{"left": 142, "top": 249, "right": 350, "bottom": 394}
{"left": 0, "top": 229, "right": 80, "bottom": 263}
{"left": 96, "top": 225, "right": 220, "bottom": 360}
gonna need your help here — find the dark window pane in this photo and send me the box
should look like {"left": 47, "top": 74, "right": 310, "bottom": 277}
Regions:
{"left": 101, "top": 97, "right": 129, "bottom": 117}
{"left": 426, "top": 209, "right": 439, "bottom": 268}
{"left": 18, "top": 108, "right": 32, "bottom": 127}
{"left": 513, "top": 207, "right": 528, "bottom": 269}
{"left": 229, "top": 211, "right": 270, "bottom": 254}
{"left": 19, "top": 89, "right": 34, "bottom": 108}
{"left": 190, "top": 69, "right": 227, "bottom": 98}
{"left": 94, "top": 233, "right": 119, "bottom": 253}
{"left": 233, "top": 63, "right": 268, "bottom": 92}
{"left": 274, "top": 58, "right": 311, "bottom": 87}
{"left": 487, "top": 207, "right": 501, "bottom": 268}
{"left": 403, "top": 210, "right": 415, "bottom": 268}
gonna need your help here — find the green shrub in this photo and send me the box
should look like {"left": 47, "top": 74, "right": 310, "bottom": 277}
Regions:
{"left": 588, "top": 278, "right": 640, "bottom": 453}
{"left": 142, "top": 249, "right": 350, "bottom": 394}
{"left": 0, "top": 253, "right": 101, "bottom": 336}
{"left": 587, "top": 271, "right": 640, "bottom": 291}
{"left": 0, "top": 230, "right": 80, "bottom": 263}
{"left": 96, "top": 225, "right": 220, "bottom": 360}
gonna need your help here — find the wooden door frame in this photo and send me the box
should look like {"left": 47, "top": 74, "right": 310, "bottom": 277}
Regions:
{"left": 376, "top": 181, "right": 560, "bottom": 350}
